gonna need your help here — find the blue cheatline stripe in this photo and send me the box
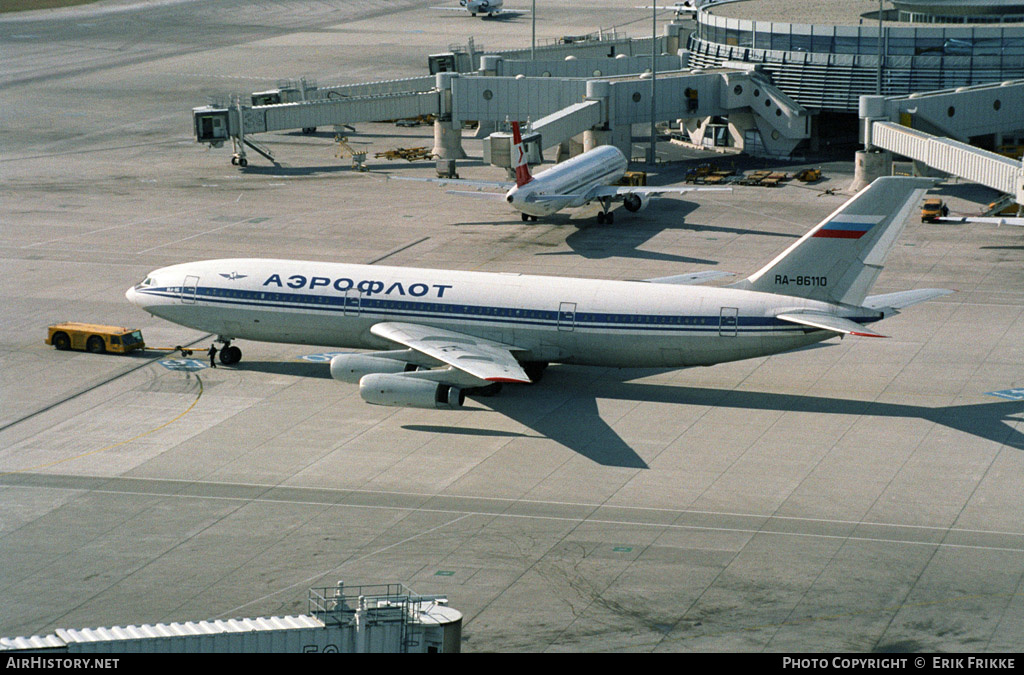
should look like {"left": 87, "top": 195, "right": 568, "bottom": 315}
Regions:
{"left": 138, "top": 287, "right": 879, "bottom": 335}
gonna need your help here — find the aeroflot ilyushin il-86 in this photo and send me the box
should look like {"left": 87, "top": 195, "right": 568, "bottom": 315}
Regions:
{"left": 431, "top": 0, "right": 527, "bottom": 18}
{"left": 393, "top": 122, "right": 730, "bottom": 223}
{"left": 127, "top": 176, "right": 952, "bottom": 410}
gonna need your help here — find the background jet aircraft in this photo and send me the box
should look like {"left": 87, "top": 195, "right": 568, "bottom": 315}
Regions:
{"left": 127, "top": 177, "right": 950, "bottom": 411}
{"left": 636, "top": 2, "right": 697, "bottom": 18}
{"left": 431, "top": 0, "right": 528, "bottom": 18}
{"left": 395, "top": 122, "right": 729, "bottom": 223}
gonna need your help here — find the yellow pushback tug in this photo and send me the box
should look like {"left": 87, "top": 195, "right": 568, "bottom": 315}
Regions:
{"left": 45, "top": 322, "right": 145, "bottom": 355}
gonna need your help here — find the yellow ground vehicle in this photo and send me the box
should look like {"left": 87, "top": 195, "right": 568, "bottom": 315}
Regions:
{"left": 794, "top": 168, "right": 821, "bottom": 182}
{"left": 616, "top": 171, "right": 647, "bottom": 187}
{"left": 988, "top": 200, "right": 1022, "bottom": 216}
{"left": 374, "top": 146, "right": 433, "bottom": 161}
{"left": 921, "top": 198, "right": 949, "bottom": 222}
{"left": 995, "top": 144, "right": 1024, "bottom": 160}
{"left": 46, "top": 322, "right": 145, "bottom": 354}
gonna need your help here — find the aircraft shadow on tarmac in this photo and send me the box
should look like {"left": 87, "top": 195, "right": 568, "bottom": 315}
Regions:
{"left": 529, "top": 202, "right": 799, "bottom": 264}
{"left": 405, "top": 364, "right": 1024, "bottom": 470}
{"left": 230, "top": 360, "right": 334, "bottom": 378}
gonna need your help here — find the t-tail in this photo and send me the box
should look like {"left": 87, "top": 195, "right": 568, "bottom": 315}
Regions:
{"left": 730, "top": 176, "right": 936, "bottom": 306}
{"left": 511, "top": 121, "right": 533, "bottom": 188}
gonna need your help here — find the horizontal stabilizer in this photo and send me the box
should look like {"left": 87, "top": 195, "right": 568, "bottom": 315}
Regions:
{"left": 445, "top": 190, "right": 509, "bottom": 200}
{"left": 863, "top": 288, "right": 954, "bottom": 312}
{"left": 777, "top": 311, "right": 886, "bottom": 338}
{"left": 643, "top": 271, "right": 735, "bottom": 285}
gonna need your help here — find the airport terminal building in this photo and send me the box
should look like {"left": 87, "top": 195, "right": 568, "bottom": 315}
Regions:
{"left": 686, "top": 0, "right": 1024, "bottom": 114}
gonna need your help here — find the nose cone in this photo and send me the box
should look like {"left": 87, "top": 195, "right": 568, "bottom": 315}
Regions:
{"left": 126, "top": 285, "right": 138, "bottom": 306}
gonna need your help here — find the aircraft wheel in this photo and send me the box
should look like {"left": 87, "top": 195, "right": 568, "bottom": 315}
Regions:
{"left": 52, "top": 332, "right": 71, "bottom": 350}
{"left": 86, "top": 336, "right": 106, "bottom": 354}
{"left": 521, "top": 213, "right": 530, "bottom": 222}
{"left": 231, "top": 156, "right": 238, "bottom": 166}
{"left": 606, "top": 211, "right": 614, "bottom": 224}
{"left": 238, "top": 157, "right": 248, "bottom": 168}
{"left": 220, "top": 345, "right": 242, "bottom": 365}
{"left": 597, "top": 212, "right": 606, "bottom": 224}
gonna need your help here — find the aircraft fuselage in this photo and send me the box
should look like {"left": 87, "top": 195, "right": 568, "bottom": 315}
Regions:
{"left": 505, "top": 145, "right": 628, "bottom": 217}
{"left": 127, "top": 258, "right": 877, "bottom": 369}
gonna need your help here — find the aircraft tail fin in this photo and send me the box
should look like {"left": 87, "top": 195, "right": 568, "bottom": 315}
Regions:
{"left": 511, "top": 121, "right": 533, "bottom": 187}
{"left": 730, "top": 176, "right": 935, "bottom": 305}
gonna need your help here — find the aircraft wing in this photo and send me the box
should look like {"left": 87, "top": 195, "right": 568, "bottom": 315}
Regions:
{"left": 587, "top": 185, "right": 732, "bottom": 199}
{"left": 390, "top": 176, "right": 514, "bottom": 191}
{"left": 370, "top": 322, "right": 532, "bottom": 384}
{"left": 935, "top": 216, "right": 1024, "bottom": 226}
{"left": 776, "top": 311, "right": 886, "bottom": 338}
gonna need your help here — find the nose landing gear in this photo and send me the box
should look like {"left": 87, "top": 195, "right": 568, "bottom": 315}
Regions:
{"left": 217, "top": 338, "right": 242, "bottom": 365}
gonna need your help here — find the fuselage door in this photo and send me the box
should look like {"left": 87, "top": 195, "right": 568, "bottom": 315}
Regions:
{"left": 558, "top": 302, "right": 576, "bottom": 332}
{"left": 344, "top": 288, "right": 361, "bottom": 316}
{"left": 719, "top": 306, "right": 738, "bottom": 337}
{"left": 181, "top": 275, "right": 199, "bottom": 304}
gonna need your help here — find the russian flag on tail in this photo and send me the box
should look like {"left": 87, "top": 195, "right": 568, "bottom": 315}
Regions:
{"left": 813, "top": 214, "right": 884, "bottom": 239}
{"left": 511, "top": 121, "right": 533, "bottom": 187}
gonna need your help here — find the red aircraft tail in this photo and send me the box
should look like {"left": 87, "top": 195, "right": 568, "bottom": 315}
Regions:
{"left": 511, "top": 121, "right": 533, "bottom": 187}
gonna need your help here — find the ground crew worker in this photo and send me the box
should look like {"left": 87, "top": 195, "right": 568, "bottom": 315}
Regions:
{"left": 208, "top": 344, "right": 217, "bottom": 368}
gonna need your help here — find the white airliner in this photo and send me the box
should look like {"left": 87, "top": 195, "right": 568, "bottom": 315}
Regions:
{"left": 431, "top": 0, "right": 527, "bottom": 18}
{"left": 127, "top": 177, "right": 951, "bottom": 410}
{"left": 636, "top": 2, "right": 697, "bottom": 18}
{"left": 395, "top": 122, "right": 729, "bottom": 223}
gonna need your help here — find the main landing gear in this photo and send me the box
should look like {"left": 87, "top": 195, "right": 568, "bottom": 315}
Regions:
{"left": 595, "top": 198, "right": 614, "bottom": 224}
{"left": 521, "top": 212, "right": 539, "bottom": 222}
{"left": 217, "top": 338, "right": 242, "bottom": 365}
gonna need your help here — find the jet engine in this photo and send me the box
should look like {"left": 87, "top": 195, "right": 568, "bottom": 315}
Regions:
{"left": 359, "top": 373, "right": 465, "bottom": 409}
{"left": 330, "top": 353, "right": 417, "bottom": 384}
{"left": 623, "top": 193, "right": 651, "bottom": 212}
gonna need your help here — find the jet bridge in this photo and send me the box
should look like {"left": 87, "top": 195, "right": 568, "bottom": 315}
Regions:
{"left": 452, "top": 67, "right": 810, "bottom": 162}
{"left": 194, "top": 88, "right": 443, "bottom": 166}
{"left": 856, "top": 82, "right": 1024, "bottom": 204}
{"left": 868, "top": 80, "right": 1024, "bottom": 143}
{"left": 869, "top": 122, "right": 1024, "bottom": 206}
{"left": 193, "top": 30, "right": 811, "bottom": 168}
